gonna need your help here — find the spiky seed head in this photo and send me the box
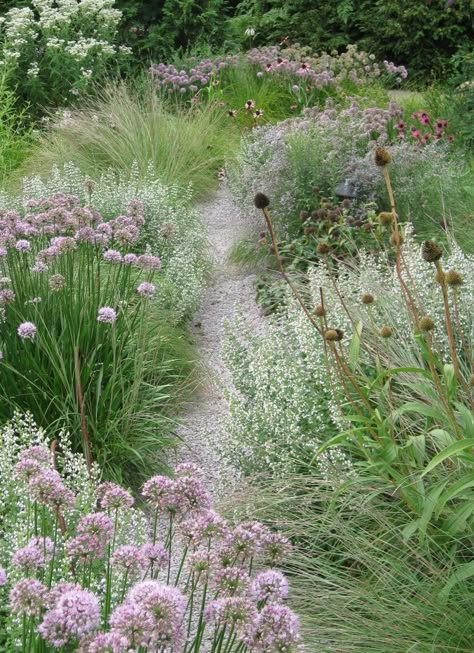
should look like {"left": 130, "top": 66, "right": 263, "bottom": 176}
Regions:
{"left": 299, "top": 210, "right": 310, "bottom": 222}
{"left": 421, "top": 240, "right": 443, "bottom": 263}
{"left": 314, "top": 304, "right": 326, "bottom": 317}
{"left": 325, "top": 328, "right": 344, "bottom": 342}
{"left": 419, "top": 316, "right": 435, "bottom": 332}
{"left": 317, "top": 242, "right": 330, "bottom": 255}
{"left": 390, "top": 231, "right": 404, "bottom": 246}
{"left": 342, "top": 199, "right": 352, "bottom": 209}
{"left": 378, "top": 211, "right": 394, "bottom": 227}
{"left": 379, "top": 325, "right": 393, "bottom": 338}
{"left": 254, "top": 193, "right": 270, "bottom": 209}
{"left": 304, "top": 225, "right": 315, "bottom": 235}
{"left": 445, "top": 269, "right": 464, "bottom": 287}
{"left": 374, "top": 147, "right": 392, "bottom": 167}
{"left": 361, "top": 293, "right": 374, "bottom": 305}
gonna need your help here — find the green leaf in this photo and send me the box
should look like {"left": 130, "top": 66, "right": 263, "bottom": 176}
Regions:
{"left": 421, "top": 440, "right": 474, "bottom": 477}
{"left": 443, "top": 364, "right": 456, "bottom": 398}
{"left": 418, "top": 480, "right": 449, "bottom": 542}
{"left": 393, "top": 401, "right": 445, "bottom": 423}
{"left": 436, "top": 474, "right": 474, "bottom": 515}
{"left": 440, "top": 561, "right": 474, "bottom": 600}
{"left": 442, "top": 499, "right": 474, "bottom": 536}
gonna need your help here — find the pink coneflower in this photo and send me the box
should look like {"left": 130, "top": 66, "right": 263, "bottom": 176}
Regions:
{"left": 97, "top": 307, "right": 117, "bottom": 324}
{"left": 245, "top": 99, "right": 255, "bottom": 110}
{"left": 17, "top": 321, "right": 37, "bottom": 340}
{"left": 411, "top": 112, "right": 420, "bottom": 120}
{"left": 447, "top": 134, "right": 454, "bottom": 142}
{"left": 395, "top": 121, "right": 405, "bottom": 131}
{"left": 411, "top": 128, "right": 421, "bottom": 139}
{"left": 435, "top": 119, "right": 444, "bottom": 130}
{"left": 137, "top": 282, "right": 156, "bottom": 298}
{"left": 419, "top": 112, "right": 430, "bottom": 125}
{"left": 228, "top": 110, "right": 237, "bottom": 118}
{"left": 421, "top": 133, "right": 431, "bottom": 144}
{"left": 253, "top": 109, "right": 264, "bottom": 119}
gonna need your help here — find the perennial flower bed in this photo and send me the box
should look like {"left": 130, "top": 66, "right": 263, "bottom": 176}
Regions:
{"left": 0, "top": 416, "right": 300, "bottom": 652}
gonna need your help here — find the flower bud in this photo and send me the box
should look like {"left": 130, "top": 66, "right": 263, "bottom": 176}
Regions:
{"left": 379, "top": 325, "right": 393, "bottom": 338}
{"left": 374, "top": 147, "right": 392, "bottom": 167}
{"left": 361, "top": 293, "right": 374, "bottom": 305}
{"left": 419, "top": 316, "right": 435, "bottom": 332}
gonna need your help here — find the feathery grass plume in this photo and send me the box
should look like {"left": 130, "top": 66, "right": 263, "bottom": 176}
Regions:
{"left": 421, "top": 240, "right": 443, "bottom": 263}
{"left": 374, "top": 147, "right": 392, "bottom": 167}
{"left": 379, "top": 326, "right": 393, "bottom": 338}
{"left": 419, "top": 316, "right": 435, "bottom": 332}
{"left": 317, "top": 242, "right": 330, "bottom": 255}
{"left": 361, "top": 293, "right": 374, "bottom": 305}
{"left": 445, "top": 269, "right": 464, "bottom": 287}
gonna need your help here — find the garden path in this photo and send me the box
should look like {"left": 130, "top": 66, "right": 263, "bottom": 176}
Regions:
{"left": 171, "top": 185, "right": 262, "bottom": 496}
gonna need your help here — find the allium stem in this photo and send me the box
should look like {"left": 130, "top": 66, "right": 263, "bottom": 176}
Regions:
{"left": 174, "top": 545, "right": 188, "bottom": 586}
{"left": 434, "top": 261, "right": 463, "bottom": 385}
{"left": 74, "top": 347, "right": 93, "bottom": 474}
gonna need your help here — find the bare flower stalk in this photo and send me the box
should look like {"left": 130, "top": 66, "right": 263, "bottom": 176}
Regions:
{"left": 74, "top": 346, "right": 93, "bottom": 475}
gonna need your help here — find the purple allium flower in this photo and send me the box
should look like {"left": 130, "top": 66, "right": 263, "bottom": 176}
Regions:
{"left": 49, "top": 274, "right": 65, "bottom": 291}
{"left": 77, "top": 631, "right": 118, "bottom": 652}
{"left": 15, "top": 239, "right": 31, "bottom": 252}
{"left": 174, "top": 462, "right": 203, "bottom": 478}
{"left": 96, "top": 223, "right": 113, "bottom": 238}
{"left": 252, "top": 570, "right": 289, "bottom": 603}
{"left": 0, "top": 247, "right": 7, "bottom": 257}
{"left": 109, "top": 602, "right": 147, "bottom": 649}
{"left": 206, "top": 597, "right": 258, "bottom": 631}
{"left": 123, "top": 253, "right": 138, "bottom": 266}
{"left": 0, "top": 288, "right": 15, "bottom": 304}
{"left": 125, "top": 581, "right": 186, "bottom": 649}
{"left": 243, "top": 604, "right": 303, "bottom": 653}
{"left": 137, "top": 282, "right": 156, "bottom": 298}
{"left": 37, "top": 245, "right": 60, "bottom": 260}
{"left": 262, "top": 532, "right": 292, "bottom": 565}
{"left": 213, "top": 566, "right": 250, "bottom": 597}
{"left": 77, "top": 512, "right": 114, "bottom": 545}
{"left": 0, "top": 568, "right": 7, "bottom": 586}
{"left": 115, "top": 226, "right": 140, "bottom": 247}
{"left": 136, "top": 254, "right": 161, "bottom": 270}
{"left": 111, "top": 545, "right": 146, "bottom": 575}
{"left": 32, "top": 260, "right": 48, "bottom": 272}
{"left": 29, "top": 469, "right": 75, "bottom": 507}
{"left": 103, "top": 249, "right": 123, "bottom": 264}
{"left": 66, "top": 534, "right": 105, "bottom": 563}
{"left": 39, "top": 589, "right": 100, "bottom": 646}
{"left": 174, "top": 475, "right": 212, "bottom": 516}
{"left": 15, "top": 458, "right": 43, "bottom": 482}
{"left": 187, "top": 548, "right": 214, "bottom": 575}
{"left": 142, "top": 475, "right": 175, "bottom": 511}
{"left": 20, "top": 445, "right": 51, "bottom": 465}
{"left": 179, "top": 510, "right": 228, "bottom": 546}
{"left": 12, "top": 537, "right": 54, "bottom": 571}
{"left": 228, "top": 522, "right": 269, "bottom": 558}
{"left": 75, "top": 227, "right": 96, "bottom": 243}
{"left": 96, "top": 482, "right": 134, "bottom": 510}
{"left": 127, "top": 200, "right": 144, "bottom": 218}
{"left": 97, "top": 307, "right": 117, "bottom": 324}
{"left": 141, "top": 543, "right": 169, "bottom": 571}
{"left": 10, "top": 578, "right": 48, "bottom": 617}
{"left": 51, "top": 236, "right": 77, "bottom": 252}
{"left": 17, "top": 321, "right": 37, "bottom": 340}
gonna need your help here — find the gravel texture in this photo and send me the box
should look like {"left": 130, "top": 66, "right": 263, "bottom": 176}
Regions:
{"left": 169, "top": 185, "right": 263, "bottom": 497}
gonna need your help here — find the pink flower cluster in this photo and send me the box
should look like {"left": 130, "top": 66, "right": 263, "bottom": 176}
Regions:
{"left": 149, "top": 56, "right": 238, "bottom": 95}
{"left": 394, "top": 112, "right": 453, "bottom": 144}
{"left": 14, "top": 445, "right": 75, "bottom": 508}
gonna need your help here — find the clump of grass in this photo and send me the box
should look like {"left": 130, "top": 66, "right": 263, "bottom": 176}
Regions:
{"left": 22, "top": 81, "right": 236, "bottom": 199}
{"left": 0, "top": 72, "right": 32, "bottom": 186}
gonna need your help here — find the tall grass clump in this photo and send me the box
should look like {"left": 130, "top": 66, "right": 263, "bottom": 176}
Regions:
{"left": 0, "top": 191, "right": 197, "bottom": 483}
{"left": 23, "top": 82, "right": 234, "bottom": 198}
{"left": 0, "top": 72, "right": 32, "bottom": 184}
{"left": 0, "top": 415, "right": 301, "bottom": 653}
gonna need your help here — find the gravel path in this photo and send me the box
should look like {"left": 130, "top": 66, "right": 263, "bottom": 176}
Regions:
{"left": 170, "top": 185, "right": 263, "bottom": 496}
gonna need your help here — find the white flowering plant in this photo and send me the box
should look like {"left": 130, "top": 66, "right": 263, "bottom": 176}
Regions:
{"left": 0, "top": 416, "right": 301, "bottom": 653}
{"left": 0, "top": 188, "right": 200, "bottom": 482}
{"left": 0, "top": 0, "right": 131, "bottom": 112}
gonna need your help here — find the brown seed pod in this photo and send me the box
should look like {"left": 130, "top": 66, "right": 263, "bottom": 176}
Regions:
{"left": 361, "top": 293, "right": 374, "bottom": 305}
{"left": 341, "top": 199, "right": 352, "bottom": 209}
{"left": 317, "top": 242, "right": 331, "bottom": 255}
{"left": 314, "top": 304, "right": 326, "bottom": 317}
{"left": 254, "top": 192, "right": 270, "bottom": 209}
{"left": 419, "top": 316, "right": 435, "bottom": 332}
{"left": 374, "top": 147, "right": 392, "bottom": 167}
{"left": 379, "top": 325, "right": 393, "bottom": 338}
{"left": 378, "top": 211, "right": 394, "bottom": 227}
{"left": 300, "top": 210, "right": 310, "bottom": 222}
{"left": 421, "top": 240, "right": 443, "bottom": 263}
{"left": 304, "top": 225, "right": 315, "bottom": 235}
{"left": 445, "top": 269, "right": 464, "bottom": 287}
{"left": 325, "top": 328, "right": 344, "bottom": 342}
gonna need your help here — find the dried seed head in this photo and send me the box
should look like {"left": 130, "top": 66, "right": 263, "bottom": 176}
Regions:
{"left": 324, "top": 328, "right": 344, "bottom": 342}
{"left": 374, "top": 147, "right": 392, "bottom": 167}
{"left": 445, "top": 269, "right": 464, "bottom": 287}
{"left": 317, "top": 242, "right": 330, "bottom": 255}
{"left": 299, "top": 210, "right": 310, "bottom": 222}
{"left": 259, "top": 231, "right": 266, "bottom": 239}
{"left": 421, "top": 240, "right": 443, "bottom": 263}
{"left": 304, "top": 225, "right": 315, "bottom": 235}
{"left": 342, "top": 199, "right": 352, "bottom": 209}
{"left": 390, "top": 231, "right": 404, "bottom": 247}
{"left": 254, "top": 193, "right": 270, "bottom": 209}
{"left": 378, "top": 211, "right": 393, "bottom": 227}
{"left": 314, "top": 304, "right": 326, "bottom": 317}
{"left": 379, "top": 325, "right": 393, "bottom": 338}
{"left": 419, "top": 316, "right": 435, "bottom": 332}
{"left": 361, "top": 293, "right": 374, "bottom": 305}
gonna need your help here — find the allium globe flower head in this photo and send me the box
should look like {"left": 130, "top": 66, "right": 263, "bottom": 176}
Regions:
{"left": 66, "top": 534, "right": 105, "bottom": 564}
{"left": 115, "top": 226, "right": 140, "bottom": 247}
{"left": 141, "top": 543, "right": 169, "bottom": 571}
{"left": 19, "top": 445, "right": 52, "bottom": 466}
{"left": 142, "top": 475, "right": 176, "bottom": 511}
{"left": 214, "top": 566, "right": 250, "bottom": 597}
{"left": 123, "top": 253, "right": 138, "bottom": 266}
{"left": 136, "top": 254, "right": 161, "bottom": 271}
{"left": 228, "top": 521, "right": 270, "bottom": 558}
{"left": 206, "top": 597, "right": 258, "bottom": 633}
{"left": 174, "top": 462, "right": 204, "bottom": 478}
{"left": 174, "top": 475, "right": 212, "bottom": 516}
{"left": 137, "top": 282, "right": 156, "bottom": 298}
{"left": 77, "top": 631, "right": 119, "bottom": 652}
{"left": 12, "top": 537, "right": 54, "bottom": 571}
{"left": 97, "top": 307, "right": 117, "bottom": 324}
{"left": 15, "top": 239, "right": 31, "bottom": 252}
{"left": 29, "top": 469, "right": 75, "bottom": 508}
{"left": 125, "top": 581, "right": 186, "bottom": 649}
{"left": 109, "top": 602, "right": 148, "bottom": 650}
{"left": 243, "top": 604, "right": 303, "bottom": 653}
{"left": 252, "top": 570, "right": 289, "bottom": 603}
{"left": 38, "top": 589, "right": 100, "bottom": 647}
{"left": 50, "top": 236, "right": 77, "bottom": 252}
{"left": 17, "top": 321, "right": 37, "bottom": 341}
{"left": 0, "top": 247, "right": 7, "bottom": 257}
{"left": 48, "top": 274, "right": 65, "bottom": 291}
{"left": 0, "top": 288, "right": 16, "bottom": 304}
{"left": 10, "top": 578, "right": 48, "bottom": 617}
{"left": 96, "top": 482, "right": 134, "bottom": 511}
{"left": 262, "top": 532, "right": 292, "bottom": 565}
{"left": 103, "top": 249, "right": 123, "bottom": 264}
{"left": 127, "top": 199, "right": 144, "bottom": 218}
{"left": 111, "top": 545, "right": 146, "bottom": 575}
{"left": 32, "top": 260, "right": 48, "bottom": 272}
{"left": 77, "top": 512, "right": 114, "bottom": 545}
{"left": 179, "top": 510, "right": 228, "bottom": 546}
{"left": 0, "top": 567, "right": 7, "bottom": 586}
